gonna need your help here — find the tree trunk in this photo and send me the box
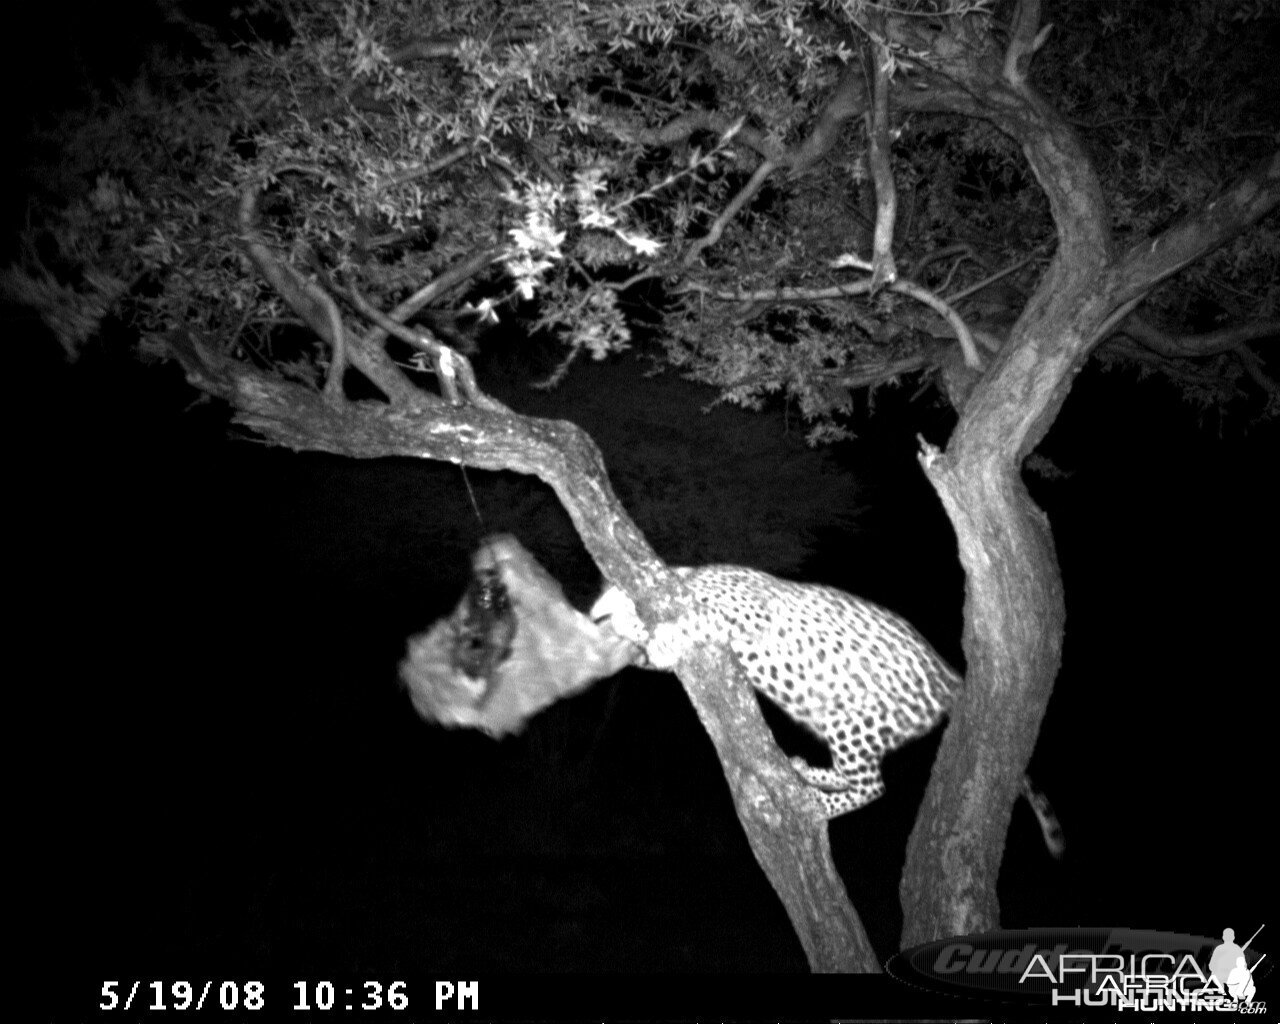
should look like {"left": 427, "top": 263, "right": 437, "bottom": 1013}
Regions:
{"left": 902, "top": 454, "right": 1063, "bottom": 944}
{"left": 888, "top": 2, "right": 1116, "bottom": 943}
{"left": 897, "top": 146, "right": 1279, "bottom": 946}
{"left": 895, "top": 230, "right": 1108, "bottom": 940}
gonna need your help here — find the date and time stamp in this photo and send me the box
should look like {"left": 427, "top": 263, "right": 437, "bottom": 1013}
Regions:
{"left": 98, "top": 979, "right": 477, "bottom": 1015}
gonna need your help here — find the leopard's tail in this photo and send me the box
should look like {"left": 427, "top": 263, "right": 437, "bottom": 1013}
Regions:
{"left": 1020, "top": 775, "right": 1065, "bottom": 858}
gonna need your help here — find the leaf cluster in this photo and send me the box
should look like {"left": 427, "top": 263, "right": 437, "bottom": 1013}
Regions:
{"left": 6, "top": 0, "right": 1276, "bottom": 427}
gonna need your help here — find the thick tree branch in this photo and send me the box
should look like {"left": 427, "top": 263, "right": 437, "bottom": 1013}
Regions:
{"left": 1107, "top": 151, "right": 1280, "bottom": 314}
{"left": 1116, "top": 312, "right": 1280, "bottom": 358}
{"left": 892, "top": 279, "right": 982, "bottom": 369}
{"left": 237, "top": 186, "right": 346, "bottom": 401}
{"left": 1103, "top": 314, "right": 1280, "bottom": 403}
{"left": 232, "top": 183, "right": 422, "bottom": 407}
{"left": 167, "top": 343, "right": 877, "bottom": 971}
{"left": 788, "top": 66, "right": 867, "bottom": 177}
{"left": 864, "top": 39, "right": 898, "bottom": 291}
{"left": 1105, "top": 334, "right": 1278, "bottom": 401}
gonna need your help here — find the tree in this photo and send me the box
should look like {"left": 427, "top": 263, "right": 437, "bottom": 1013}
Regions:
{"left": 8, "top": 0, "right": 1277, "bottom": 971}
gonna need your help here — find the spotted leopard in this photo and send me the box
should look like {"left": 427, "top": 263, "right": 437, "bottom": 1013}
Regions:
{"left": 591, "top": 566, "right": 1062, "bottom": 854}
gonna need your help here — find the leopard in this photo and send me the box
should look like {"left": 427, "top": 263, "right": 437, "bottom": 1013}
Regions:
{"left": 591, "top": 565, "right": 1063, "bottom": 856}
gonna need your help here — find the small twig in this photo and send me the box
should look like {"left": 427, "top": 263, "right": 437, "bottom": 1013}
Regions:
{"left": 1090, "top": 295, "right": 1146, "bottom": 349}
{"left": 943, "top": 253, "right": 1039, "bottom": 305}
{"left": 1233, "top": 343, "right": 1280, "bottom": 401}
{"left": 601, "top": 269, "right": 661, "bottom": 294}
{"left": 912, "top": 244, "right": 977, "bottom": 279}
{"left": 382, "top": 145, "right": 470, "bottom": 189}
{"left": 604, "top": 109, "right": 780, "bottom": 166}
{"left": 344, "top": 283, "right": 508, "bottom": 413}
{"left": 1003, "top": 0, "right": 1052, "bottom": 87}
{"left": 531, "top": 345, "right": 581, "bottom": 390}
{"left": 383, "top": 248, "right": 501, "bottom": 332}
{"left": 678, "top": 278, "right": 876, "bottom": 303}
{"left": 681, "top": 159, "right": 779, "bottom": 267}
{"left": 615, "top": 125, "right": 744, "bottom": 214}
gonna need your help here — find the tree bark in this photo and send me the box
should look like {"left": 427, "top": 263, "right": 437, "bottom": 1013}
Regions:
{"left": 668, "top": 643, "right": 880, "bottom": 972}
{"left": 903, "top": 445, "right": 1064, "bottom": 941}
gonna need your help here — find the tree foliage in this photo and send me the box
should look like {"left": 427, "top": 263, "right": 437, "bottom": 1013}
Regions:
{"left": 13, "top": 0, "right": 1275, "bottom": 432}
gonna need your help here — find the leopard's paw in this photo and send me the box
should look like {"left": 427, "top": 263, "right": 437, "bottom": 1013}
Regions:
{"left": 647, "top": 620, "right": 692, "bottom": 669}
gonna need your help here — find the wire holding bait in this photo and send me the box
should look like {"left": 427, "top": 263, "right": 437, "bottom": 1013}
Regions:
{"left": 459, "top": 465, "right": 484, "bottom": 526}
